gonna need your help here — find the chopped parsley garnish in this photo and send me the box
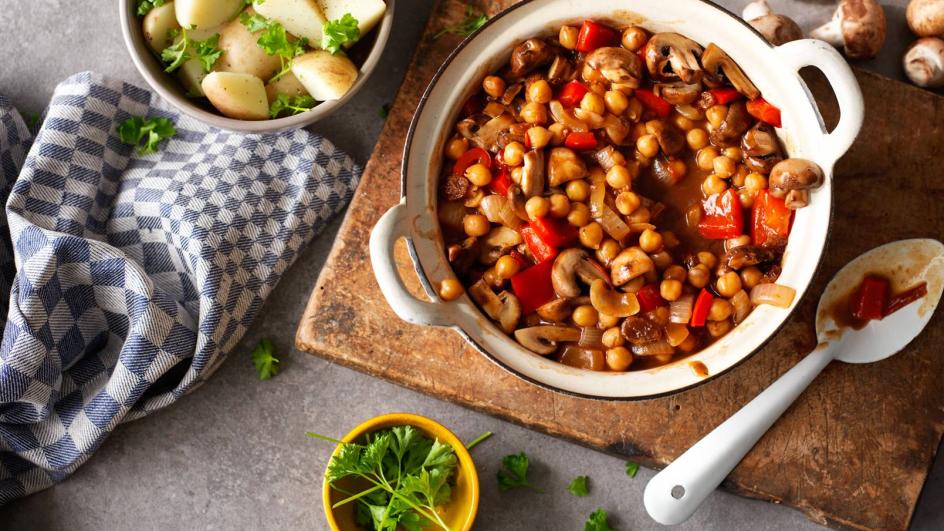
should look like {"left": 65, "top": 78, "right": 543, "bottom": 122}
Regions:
{"left": 160, "top": 28, "right": 191, "bottom": 73}
{"left": 434, "top": 5, "right": 488, "bottom": 39}
{"left": 239, "top": 12, "right": 308, "bottom": 82}
{"left": 117, "top": 116, "right": 176, "bottom": 154}
{"left": 193, "top": 33, "right": 224, "bottom": 72}
{"left": 497, "top": 452, "right": 542, "bottom": 492}
{"left": 585, "top": 508, "right": 617, "bottom": 531}
{"left": 269, "top": 94, "right": 317, "bottom": 118}
{"left": 625, "top": 461, "right": 639, "bottom": 478}
{"left": 568, "top": 475, "right": 590, "bottom": 496}
{"left": 251, "top": 338, "right": 280, "bottom": 380}
{"left": 136, "top": 0, "right": 166, "bottom": 16}
{"left": 321, "top": 13, "right": 360, "bottom": 54}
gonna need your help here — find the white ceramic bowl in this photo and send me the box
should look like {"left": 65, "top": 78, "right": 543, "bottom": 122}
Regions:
{"left": 370, "top": 0, "right": 864, "bottom": 399}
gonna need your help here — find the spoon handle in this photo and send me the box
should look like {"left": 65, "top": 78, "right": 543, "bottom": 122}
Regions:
{"left": 644, "top": 343, "right": 836, "bottom": 525}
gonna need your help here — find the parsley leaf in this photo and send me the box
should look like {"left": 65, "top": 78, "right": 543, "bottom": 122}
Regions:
{"left": 434, "top": 4, "right": 488, "bottom": 40}
{"left": 193, "top": 33, "right": 223, "bottom": 72}
{"left": 136, "top": 0, "right": 166, "bottom": 16}
{"left": 251, "top": 338, "right": 280, "bottom": 380}
{"left": 585, "top": 508, "right": 617, "bottom": 531}
{"left": 464, "top": 431, "right": 492, "bottom": 450}
{"left": 625, "top": 461, "right": 639, "bottom": 478}
{"left": 568, "top": 475, "right": 590, "bottom": 496}
{"left": 117, "top": 116, "right": 176, "bottom": 154}
{"left": 497, "top": 452, "right": 542, "bottom": 492}
{"left": 269, "top": 94, "right": 317, "bottom": 118}
{"left": 239, "top": 13, "right": 308, "bottom": 82}
{"left": 321, "top": 13, "right": 360, "bottom": 54}
{"left": 160, "top": 28, "right": 191, "bottom": 73}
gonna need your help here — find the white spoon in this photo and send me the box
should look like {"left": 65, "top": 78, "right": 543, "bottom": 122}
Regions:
{"left": 644, "top": 238, "right": 944, "bottom": 525}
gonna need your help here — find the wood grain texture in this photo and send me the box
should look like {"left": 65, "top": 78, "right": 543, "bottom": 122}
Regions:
{"left": 296, "top": 2, "right": 944, "bottom": 529}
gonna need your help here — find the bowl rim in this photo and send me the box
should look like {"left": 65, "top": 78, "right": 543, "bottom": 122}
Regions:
{"left": 321, "top": 412, "right": 480, "bottom": 531}
{"left": 118, "top": 0, "right": 396, "bottom": 133}
{"left": 396, "top": 0, "right": 836, "bottom": 401}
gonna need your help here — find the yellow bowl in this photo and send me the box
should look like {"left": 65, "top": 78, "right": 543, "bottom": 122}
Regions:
{"left": 322, "top": 413, "right": 479, "bottom": 531}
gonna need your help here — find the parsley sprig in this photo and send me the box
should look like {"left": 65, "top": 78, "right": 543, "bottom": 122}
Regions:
{"left": 585, "top": 508, "right": 617, "bottom": 531}
{"left": 625, "top": 461, "right": 639, "bottom": 478}
{"left": 497, "top": 452, "right": 542, "bottom": 492}
{"left": 161, "top": 29, "right": 224, "bottom": 73}
{"left": 117, "top": 116, "right": 176, "bottom": 154}
{"left": 161, "top": 28, "right": 191, "bottom": 73}
{"left": 309, "top": 425, "right": 459, "bottom": 531}
{"left": 568, "top": 475, "right": 589, "bottom": 497}
{"left": 136, "top": 0, "right": 166, "bottom": 16}
{"left": 239, "top": 13, "right": 308, "bottom": 82}
{"left": 251, "top": 338, "right": 280, "bottom": 380}
{"left": 269, "top": 94, "right": 317, "bottom": 118}
{"left": 193, "top": 33, "right": 224, "bottom": 72}
{"left": 434, "top": 5, "right": 488, "bottom": 39}
{"left": 322, "top": 13, "right": 360, "bottom": 54}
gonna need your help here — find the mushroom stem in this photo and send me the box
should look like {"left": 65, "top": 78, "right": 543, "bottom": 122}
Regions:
{"left": 904, "top": 37, "right": 944, "bottom": 88}
{"left": 811, "top": 0, "right": 887, "bottom": 60}
{"left": 810, "top": 16, "right": 845, "bottom": 48}
{"left": 742, "top": 0, "right": 772, "bottom": 21}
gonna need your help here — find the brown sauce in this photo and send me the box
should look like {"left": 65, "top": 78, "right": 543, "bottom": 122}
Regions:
{"left": 689, "top": 360, "right": 709, "bottom": 377}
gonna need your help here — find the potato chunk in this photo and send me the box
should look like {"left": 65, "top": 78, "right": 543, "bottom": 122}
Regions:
{"left": 143, "top": 1, "right": 180, "bottom": 53}
{"left": 252, "top": 0, "right": 327, "bottom": 44}
{"left": 202, "top": 72, "right": 269, "bottom": 120}
{"left": 216, "top": 14, "right": 282, "bottom": 81}
{"left": 318, "top": 0, "right": 386, "bottom": 39}
{"left": 175, "top": 0, "right": 243, "bottom": 29}
{"left": 265, "top": 73, "right": 309, "bottom": 103}
{"left": 291, "top": 50, "right": 358, "bottom": 101}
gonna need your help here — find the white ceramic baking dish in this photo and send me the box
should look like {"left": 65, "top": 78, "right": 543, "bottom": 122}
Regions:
{"left": 370, "top": 0, "right": 864, "bottom": 399}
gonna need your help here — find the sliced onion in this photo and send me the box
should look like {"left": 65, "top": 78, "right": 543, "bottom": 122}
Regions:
{"left": 589, "top": 171, "right": 607, "bottom": 217}
{"left": 665, "top": 323, "right": 690, "bottom": 347}
{"left": 598, "top": 205, "right": 632, "bottom": 240}
{"left": 629, "top": 222, "right": 656, "bottom": 233}
{"left": 652, "top": 158, "right": 677, "bottom": 186}
{"left": 731, "top": 289, "right": 752, "bottom": 323}
{"left": 669, "top": 295, "right": 694, "bottom": 324}
{"left": 631, "top": 340, "right": 675, "bottom": 357}
{"left": 578, "top": 327, "right": 604, "bottom": 348}
{"left": 593, "top": 146, "right": 620, "bottom": 171}
{"left": 685, "top": 204, "right": 702, "bottom": 230}
{"left": 480, "top": 194, "right": 520, "bottom": 229}
{"left": 483, "top": 101, "right": 507, "bottom": 118}
{"left": 675, "top": 104, "right": 704, "bottom": 121}
{"left": 549, "top": 100, "right": 589, "bottom": 132}
{"left": 750, "top": 283, "right": 796, "bottom": 309}
{"left": 438, "top": 200, "right": 467, "bottom": 230}
{"left": 573, "top": 108, "right": 605, "bottom": 128}
{"left": 603, "top": 114, "right": 630, "bottom": 144}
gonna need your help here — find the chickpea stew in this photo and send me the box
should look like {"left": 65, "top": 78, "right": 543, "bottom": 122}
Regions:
{"left": 437, "top": 20, "right": 823, "bottom": 372}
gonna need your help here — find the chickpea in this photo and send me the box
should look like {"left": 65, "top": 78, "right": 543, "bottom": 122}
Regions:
{"left": 482, "top": 267, "right": 503, "bottom": 288}
{"left": 664, "top": 265, "right": 687, "bottom": 281}
{"left": 660, "top": 279, "right": 683, "bottom": 302}
{"left": 707, "top": 318, "right": 733, "bottom": 338}
{"left": 598, "top": 314, "right": 620, "bottom": 329}
{"left": 465, "top": 163, "right": 492, "bottom": 187}
{"left": 708, "top": 299, "right": 733, "bottom": 321}
{"left": 482, "top": 75, "right": 505, "bottom": 99}
{"left": 566, "top": 179, "right": 591, "bottom": 202}
{"left": 626, "top": 97, "right": 643, "bottom": 121}
{"left": 597, "top": 239, "right": 621, "bottom": 265}
{"left": 520, "top": 102, "right": 547, "bottom": 124}
{"left": 639, "top": 229, "right": 663, "bottom": 253}
{"left": 525, "top": 196, "right": 550, "bottom": 219}
{"left": 567, "top": 202, "right": 591, "bottom": 227}
{"left": 522, "top": 80, "right": 550, "bottom": 105}
{"left": 579, "top": 222, "right": 604, "bottom": 249}
{"left": 606, "top": 164, "right": 632, "bottom": 189}
{"left": 662, "top": 230, "right": 680, "bottom": 249}
{"left": 527, "top": 126, "right": 552, "bottom": 149}
{"left": 713, "top": 156, "right": 736, "bottom": 178}
{"left": 688, "top": 263, "right": 710, "bottom": 288}
{"left": 511, "top": 166, "right": 523, "bottom": 184}
{"left": 631, "top": 122, "right": 648, "bottom": 142}
{"left": 503, "top": 142, "right": 525, "bottom": 166}
{"left": 463, "top": 214, "right": 490, "bottom": 237}
{"left": 741, "top": 266, "right": 763, "bottom": 289}
{"left": 621, "top": 26, "right": 648, "bottom": 51}
{"left": 602, "top": 327, "right": 624, "bottom": 348}
{"left": 716, "top": 271, "right": 743, "bottom": 297}
{"left": 686, "top": 128, "right": 708, "bottom": 150}
{"left": 702, "top": 174, "right": 728, "bottom": 196}
{"left": 637, "top": 134, "right": 660, "bottom": 158}
{"left": 678, "top": 333, "right": 698, "bottom": 353}
{"left": 723, "top": 147, "right": 742, "bottom": 160}
{"left": 739, "top": 190, "right": 754, "bottom": 208}
{"left": 668, "top": 158, "right": 687, "bottom": 181}
{"left": 651, "top": 251, "right": 673, "bottom": 271}
{"left": 706, "top": 104, "right": 728, "bottom": 128}
{"left": 604, "top": 90, "right": 629, "bottom": 115}
{"left": 580, "top": 92, "right": 606, "bottom": 115}
{"left": 673, "top": 115, "right": 695, "bottom": 131}
{"left": 559, "top": 25, "right": 579, "bottom": 49}
{"left": 573, "top": 305, "right": 599, "bottom": 327}
{"left": 445, "top": 137, "right": 468, "bottom": 160}
{"left": 438, "top": 278, "right": 464, "bottom": 301}
{"left": 697, "top": 251, "right": 717, "bottom": 269}
{"left": 615, "top": 191, "right": 641, "bottom": 215}
{"left": 626, "top": 206, "right": 651, "bottom": 224}
{"left": 548, "top": 194, "right": 571, "bottom": 218}
{"left": 731, "top": 165, "right": 749, "bottom": 187}
{"left": 745, "top": 172, "right": 768, "bottom": 191}
{"left": 606, "top": 347, "right": 634, "bottom": 371}
{"left": 696, "top": 147, "right": 719, "bottom": 170}
{"left": 548, "top": 123, "right": 567, "bottom": 145}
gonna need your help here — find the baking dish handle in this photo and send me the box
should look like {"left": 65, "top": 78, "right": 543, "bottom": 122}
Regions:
{"left": 370, "top": 201, "right": 449, "bottom": 327}
{"left": 774, "top": 39, "right": 864, "bottom": 169}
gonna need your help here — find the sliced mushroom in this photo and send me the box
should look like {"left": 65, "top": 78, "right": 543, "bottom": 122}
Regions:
{"left": 725, "top": 244, "right": 783, "bottom": 268}
{"left": 610, "top": 247, "right": 655, "bottom": 286}
{"left": 514, "top": 325, "right": 582, "bottom": 355}
{"left": 446, "top": 237, "right": 478, "bottom": 275}
{"left": 547, "top": 147, "right": 588, "bottom": 187}
{"left": 903, "top": 37, "right": 944, "bottom": 88}
{"left": 469, "top": 279, "right": 522, "bottom": 333}
{"left": 709, "top": 101, "right": 753, "bottom": 148}
{"left": 589, "top": 279, "right": 640, "bottom": 317}
{"left": 457, "top": 112, "right": 515, "bottom": 151}
{"left": 552, "top": 248, "right": 609, "bottom": 298}
{"left": 547, "top": 55, "right": 576, "bottom": 83}
{"left": 500, "top": 83, "right": 523, "bottom": 105}
{"left": 510, "top": 38, "right": 557, "bottom": 78}
{"left": 741, "top": 122, "right": 783, "bottom": 173}
{"left": 907, "top": 0, "right": 944, "bottom": 38}
{"left": 644, "top": 33, "right": 704, "bottom": 83}
{"left": 700, "top": 43, "right": 760, "bottom": 99}
{"left": 653, "top": 81, "right": 702, "bottom": 105}
{"left": 497, "top": 123, "right": 530, "bottom": 149}
{"left": 520, "top": 149, "right": 545, "bottom": 198}
{"left": 479, "top": 226, "right": 523, "bottom": 264}
{"left": 506, "top": 184, "right": 531, "bottom": 222}
{"left": 810, "top": 0, "right": 887, "bottom": 60}
{"left": 768, "top": 158, "right": 825, "bottom": 209}
{"left": 620, "top": 316, "right": 663, "bottom": 345}
{"left": 586, "top": 47, "right": 644, "bottom": 87}
{"left": 536, "top": 297, "right": 579, "bottom": 322}
{"left": 647, "top": 120, "right": 685, "bottom": 155}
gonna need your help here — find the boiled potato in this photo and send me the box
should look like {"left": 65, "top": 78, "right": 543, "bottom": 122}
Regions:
{"left": 202, "top": 72, "right": 269, "bottom": 120}
{"left": 216, "top": 13, "right": 282, "bottom": 81}
{"left": 143, "top": 1, "right": 180, "bottom": 53}
{"left": 175, "top": 0, "right": 243, "bottom": 29}
{"left": 265, "top": 73, "right": 309, "bottom": 103}
{"left": 291, "top": 50, "right": 358, "bottom": 101}
{"left": 252, "top": 0, "right": 326, "bottom": 44}
{"left": 172, "top": 26, "right": 221, "bottom": 97}
{"left": 318, "top": 0, "right": 386, "bottom": 39}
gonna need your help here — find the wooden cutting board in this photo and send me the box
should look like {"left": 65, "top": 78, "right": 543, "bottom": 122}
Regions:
{"left": 296, "top": 1, "right": 944, "bottom": 528}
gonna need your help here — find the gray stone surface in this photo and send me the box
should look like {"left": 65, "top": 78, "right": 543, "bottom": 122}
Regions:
{"left": 0, "top": 1, "right": 941, "bottom": 529}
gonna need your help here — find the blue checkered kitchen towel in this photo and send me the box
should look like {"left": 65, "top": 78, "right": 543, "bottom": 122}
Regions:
{"left": 0, "top": 72, "right": 360, "bottom": 503}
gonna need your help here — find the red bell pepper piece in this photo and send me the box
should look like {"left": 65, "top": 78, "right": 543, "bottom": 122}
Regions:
{"left": 885, "top": 282, "right": 928, "bottom": 316}
{"left": 751, "top": 190, "right": 792, "bottom": 247}
{"left": 637, "top": 284, "right": 667, "bottom": 313}
{"left": 706, "top": 88, "right": 743, "bottom": 106}
{"left": 849, "top": 275, "right": 890, "bottom": 322}
{"left": 511, "top": 258, "right": 558, "bottom": 314}
{"left": 452, "top": 147, "right": 491, "bottom": 176}
{"left": 698, "top": 189, "right": 744, "bottom": 240}
{"left": 691, "top": 289, "right": 714, "bottom": 327}
{"left": 558, "top": 80, "right": 589, "bottom": 107}
{"left": 489, "top": 166, "right": 512, "bottom": 196}
{"left": 521, "top": 226, "right": 558, "bottom": 263}
{"left": 575, "top": 20, "right": 617, "bottom": 53}
{"left": 635, "top": 88, "right": 671, "bottom": 118}
{"left": 564, "top": 131, "right": 598, "bottom": 150}
{"left": 746, "top": 97, "right": 782, "bottom": 128}
{"left": 529, "top": 216, "right": 578, "bottom": 248}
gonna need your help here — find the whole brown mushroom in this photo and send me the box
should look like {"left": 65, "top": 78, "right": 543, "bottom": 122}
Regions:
{"left": 810, "top": 0, "right": 887, "bottom": 60}
{"left": 741, "top": 0, "right": 803, "bottom": 46}
{"left": 903, "top": 37, "right": 944, "bottom": 87}
{"left": 768, "top": 158, "right": 825, "bottom": 209}
{"left": 906, "top": 0, "right": 944, "bottom": 38}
